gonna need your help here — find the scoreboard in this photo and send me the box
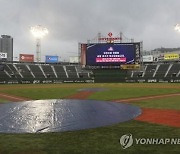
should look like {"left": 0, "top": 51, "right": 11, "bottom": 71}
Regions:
{"left": 80, "top": 43, "right": 141, "bottom": 66}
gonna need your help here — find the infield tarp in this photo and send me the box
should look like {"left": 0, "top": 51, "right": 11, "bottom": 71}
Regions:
{"left": 0, "top": 99, "right": 141, "bottom": 133}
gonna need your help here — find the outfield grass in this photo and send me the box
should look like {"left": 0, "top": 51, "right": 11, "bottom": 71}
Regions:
{"left": 0, "top": 83, "right": 179, "bottom": 153}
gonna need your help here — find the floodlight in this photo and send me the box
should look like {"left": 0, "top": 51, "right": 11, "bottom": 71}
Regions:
{"left": 174, "top": 24, "right": 180, "bottom": 32}
{"left": 30, "top": 25, "right": 48, "bottom": 62}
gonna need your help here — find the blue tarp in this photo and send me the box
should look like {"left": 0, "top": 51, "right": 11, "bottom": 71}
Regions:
{"left": 0, "top": 99, "right": 141, "bottom": 133}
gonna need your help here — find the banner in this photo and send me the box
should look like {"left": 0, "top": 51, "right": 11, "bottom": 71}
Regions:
{"left": 164, "top": 54, "right": 179, "bottom": 60}
{"left": 19, "top": 54, "right": 34, "bottom": 62}
{"left": 142, "top": 55, "right": 153, "bottom": 62}
{"left": 70, "top": 56, "right": 79, "bottom": 63}
{"left": 45, "top": 56, "right": 58, "bottom": 63}
{"left": 120, "top": 64, "right": 140, "bottom": 70}
{"left": 0, "top": 52, "right": 7, "bottom": 59}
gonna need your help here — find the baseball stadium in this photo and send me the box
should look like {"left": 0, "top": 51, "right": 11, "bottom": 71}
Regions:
{"left": 0, "top": 32, "right": 180, "bottom": 153}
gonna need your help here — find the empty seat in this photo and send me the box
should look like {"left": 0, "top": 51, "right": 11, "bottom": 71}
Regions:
{"left": 29, "top": 65, "right": 45, "bottom": 78}
{"left": 66, "top": 66, "right": 78, "bottom": 78}
{"left": 41, "top": 65, "right": 56, "bottom": 78}
{"left": 54, "top": 65, "right": 67, "bottom": 78}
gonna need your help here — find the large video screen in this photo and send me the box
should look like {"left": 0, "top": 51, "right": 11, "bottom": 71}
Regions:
{"left": 86, "top": 43, "right": 138, "bottom": 66}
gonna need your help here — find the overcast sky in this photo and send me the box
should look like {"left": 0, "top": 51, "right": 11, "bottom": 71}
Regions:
{"left": 1, "top": 0, "right": 180, "bottom": 61}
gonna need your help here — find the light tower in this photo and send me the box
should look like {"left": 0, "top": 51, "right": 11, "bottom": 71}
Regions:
{"left": 174, "top": 24, "right": 180, "bottom": 32}
{"left": 30, "top": 25, "right": 48, "bottom": 62}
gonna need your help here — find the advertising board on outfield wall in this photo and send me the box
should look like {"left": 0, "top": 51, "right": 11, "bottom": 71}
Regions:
{"left": 121, "top": 64, "right": 140, "bottom": 69}
{"left": 164, "top": 54, "right": 179, "bottom": 60}
{"left": 19, "top": 54, "right": 34, "bottom": 62}
{"left": 0, "top": 79, "right": 94, "bottom": 84}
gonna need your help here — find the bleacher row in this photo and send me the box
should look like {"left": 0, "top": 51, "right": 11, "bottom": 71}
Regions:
{"left": 130, "top": 63, "right": 180, "bottom": 79}
{"left": 0, "top": 63, "right": 91, "bottom": 80}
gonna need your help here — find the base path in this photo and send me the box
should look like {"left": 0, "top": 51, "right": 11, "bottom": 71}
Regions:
{"left": 135, "top": 108, "right": 180, "bottom": 128}
{"left": 114, "top": 93, "right": 180, "bottom": 103}
{"left": 113, "top": 93, "right": 180, "bottom": 128}
{"left": 0, "top": 93, "right": 30, "bottom": 102}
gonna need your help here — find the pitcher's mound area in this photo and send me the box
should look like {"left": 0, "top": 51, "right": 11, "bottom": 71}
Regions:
{"left": 0, "top": 99, "right": 141, "bottom": 133}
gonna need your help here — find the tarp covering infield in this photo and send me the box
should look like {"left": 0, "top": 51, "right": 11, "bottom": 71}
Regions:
{"left": 0, "top": 99, "right": 141, "bottom": 133}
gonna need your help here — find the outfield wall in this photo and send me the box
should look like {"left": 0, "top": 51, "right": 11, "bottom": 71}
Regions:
{"left": 1, "top": 75, "right": 180, "bottom": 84}
{"left": 0, "top": 78, "right": 94, "bottom": 84}
{"left": 92, "top": 69, "right": 127, "bottom": 83}
{"left": 92, "top": 70, "right": 180, "bottom": 83}
{"left": 125, "top": 78, "right": 180, "bottom": 83}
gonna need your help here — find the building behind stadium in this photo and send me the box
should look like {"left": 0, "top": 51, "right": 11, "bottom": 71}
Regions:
{"left": 0, "top": 35, "right": 13, "bottom": 61}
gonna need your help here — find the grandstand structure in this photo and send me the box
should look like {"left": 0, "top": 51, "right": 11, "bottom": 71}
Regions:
{"left": 127, "top": 63, "right": 180, "bottom": 83}
{"left": 0, "top": 62, "right": 93, "bottom": 84}
{"left": 1, "top": 61, "right": 180, "bottom": 83}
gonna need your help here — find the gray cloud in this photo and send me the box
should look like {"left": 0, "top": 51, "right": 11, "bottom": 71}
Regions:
{"left": 1, "top": 0, "right": 180, "bottom": 61}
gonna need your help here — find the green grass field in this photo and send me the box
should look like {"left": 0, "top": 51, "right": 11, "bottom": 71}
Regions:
{"left": 0, "top": 98, "right": 8, "bottom": 103}
{"left": 0, "top": 83, "right": 179, "bottom": 154}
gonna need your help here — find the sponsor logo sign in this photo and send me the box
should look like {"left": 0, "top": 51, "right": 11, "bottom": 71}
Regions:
{"left": 98, "top": 32, "right": 122, "bottom": 43}
{"left": 19, "top": 54, "right": 34, "bottom": 62}
{"left": 121, "top": 64, "right": 140, "bottom": 70}
{"left": 0, "top": 52, "right": 7, "bottom": 59}
{"left": 70, "top": 56, "right": 79, "bottom": 63}
{"left": 45, "top": 56, "right": 58, "bottom": 63}
{"left": 143, "top": 55, "right": 153, "bottom": 62}
{"left": 164, "top": 54, "right": 179, "bottom": 60}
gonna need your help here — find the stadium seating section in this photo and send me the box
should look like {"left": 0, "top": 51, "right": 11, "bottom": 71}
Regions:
{"left": 0, "top": 63, "right": 91, "bottom": 83}
{"left": 126, "top": 63, "right": 180, "bottom": 82}
{"left": 1, "top": 62, "right": 180, "bottom": 83}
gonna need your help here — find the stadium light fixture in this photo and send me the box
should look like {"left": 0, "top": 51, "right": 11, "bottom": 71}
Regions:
{"left": 30, "top": 25, "right": 48, "bottom": 62}
{"left": 174, "top": 24, "right": 180, "bottom": 32}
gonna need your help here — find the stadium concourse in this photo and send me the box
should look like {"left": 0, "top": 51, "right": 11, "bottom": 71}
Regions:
{"left": 1, "top": 61, "right": 180, "bottom": 83}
